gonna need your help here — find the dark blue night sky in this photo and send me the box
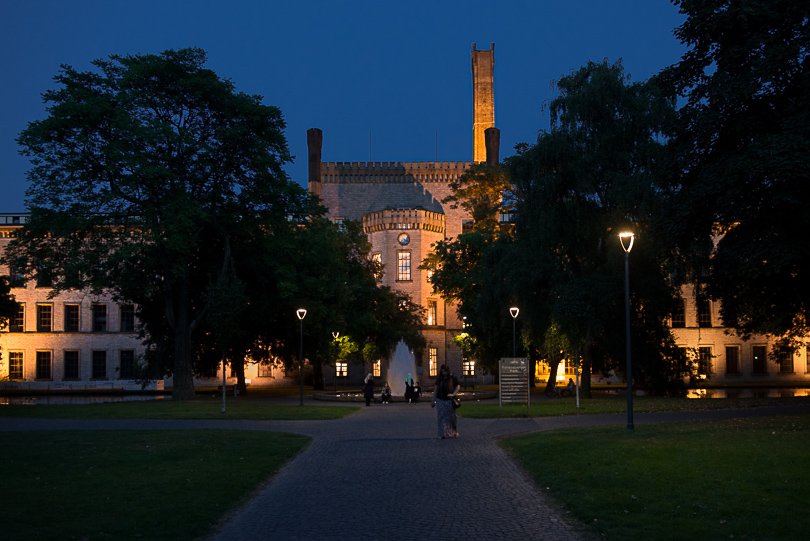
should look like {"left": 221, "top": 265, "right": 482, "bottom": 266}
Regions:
{"left": 0, "top": 0, "right": 685, "bottom": 211}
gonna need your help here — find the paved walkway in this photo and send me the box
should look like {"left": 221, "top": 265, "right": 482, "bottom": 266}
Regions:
{"left": 3, "top": 400, "right": 809, "bottom": 540}
{"left": 211, "top": 402, "right": 591, "bottom": 541}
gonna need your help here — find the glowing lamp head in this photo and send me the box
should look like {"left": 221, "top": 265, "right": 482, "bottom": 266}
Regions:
{"left": 296, "top": 308, "right": 307, "bottom": 320}
{"left": 618, "top": 231, "right": 635, "bottom": 253}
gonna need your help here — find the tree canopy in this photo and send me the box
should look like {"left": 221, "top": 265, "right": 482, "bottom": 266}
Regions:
{"left": 7, "top": 48, "right": 308, "bottom": 398}
{"left": 507, "top": 59, "right": 683, "bottom": 394}
{"left": 658, "top": 0, "right": 810, "bottom": 342}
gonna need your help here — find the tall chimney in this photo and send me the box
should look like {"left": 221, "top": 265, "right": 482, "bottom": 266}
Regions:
{"left": 306, "top": 128, "right": 322, "bottom": 197}
{"left": 485, "top": 127, "right": 500, "bottom": 167}
{"left": 471, "top": 42, "right": 495, "bottom": 163}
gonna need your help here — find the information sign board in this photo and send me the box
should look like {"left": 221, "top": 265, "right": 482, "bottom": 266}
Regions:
{"left": 499, "top": 357, "right": 529, "bottom": 406}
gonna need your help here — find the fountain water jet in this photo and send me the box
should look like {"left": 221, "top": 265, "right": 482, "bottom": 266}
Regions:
{"left": 386, "top": 340, "right": 417, "bottom": 396}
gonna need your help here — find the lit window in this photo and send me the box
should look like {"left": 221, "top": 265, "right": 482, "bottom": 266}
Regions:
{"left": 429, "top": 348, "right": 438, "bottom": 377}
{"left": 10, "top": 303, "right": 24, "bottom": 332}
{"left": 64, "top": 351, "right": 80, "bottom": 380}
{"left": 120, "top": 304, "right": 135, "bottom": 332}
{"left": 258, "top": 364, "right": 274, "bottom": 378}
{"left": 92, "top": 350, "right": 107, "bottom": 379}
{"left": 36, "top": 304, "right": 52, "bottom": 332}
{"left": 336, "top": 361, "right": 348, "bottom": 377}
{"left": 120, "top": 350, "right": 136, "bottom": 379}
{"left": 92, "top": 304, "right": 107, "bottom": 332}
{"left": 9, "top": 351, "right": 24, "bottom": 380}
{"left": 64, "top": 304, "right": 80, "bottom": 332}
{"left": 427, "top": 300, "right": 438, "bottom": 326}
{"left": 463, "top": 359, "right": 475, "bottom": 376}
{"left": 725, "top": 346, "right": 740, "bottom": 375}
{"left": 397, "top": 251, "right": 412, "bottom": 281}
{"left": 373, "top": 360, "right": 381, "bottom": 377}
{"left": 36, "top": 351, "right": 52, "bottom": 380}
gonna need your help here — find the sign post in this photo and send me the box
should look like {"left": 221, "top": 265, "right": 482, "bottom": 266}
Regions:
{"left": 499, "top": 357, "right": 530, "bottom": 410}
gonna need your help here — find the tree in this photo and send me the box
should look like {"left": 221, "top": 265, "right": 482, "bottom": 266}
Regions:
{"left": 267, "top": 218, "right": 425, "bottom": 390}
{"left": 507, "top": 60, "right": 685, "bottom": 394}
{"left": 658, "top": 1, "right": 810, "bottom": 342}
{"left": 5, "top": 48, "right": 307, "bottom": 399}
{"left": 421, "top": 164, "right": 517, "bottom": 374}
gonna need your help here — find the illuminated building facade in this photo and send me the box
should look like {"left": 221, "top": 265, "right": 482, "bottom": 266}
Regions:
{"left": 308, "top": 43, "right": 499, "bottom": 386}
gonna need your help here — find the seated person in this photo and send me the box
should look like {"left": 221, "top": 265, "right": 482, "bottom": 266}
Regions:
{"left": 381, "top": 383, "right": 392, "bottom": 404}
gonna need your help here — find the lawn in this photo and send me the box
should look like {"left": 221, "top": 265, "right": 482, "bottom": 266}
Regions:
{"left": 0, "top": 397, "right": 358, "bottom": 420}
{"left": 460, "top": 395, "right": 805, "bottom": 418}
{"left": 1, "top": 430, "right": 309, "bottom": 541}
{"left": 502, "top": 414, "right": 810, "bottom": 540}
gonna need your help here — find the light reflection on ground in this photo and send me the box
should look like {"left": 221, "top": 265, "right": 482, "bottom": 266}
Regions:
{"left": 686, "top": 388, "right": 810, "bottom": 399}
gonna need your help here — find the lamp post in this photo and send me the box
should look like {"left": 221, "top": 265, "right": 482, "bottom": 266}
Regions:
{"left": 221, "top": 356, "right": 227, "bottom": 414}
{"left": 296, "top": 308, "right": 307, "bottom": 406}
{"left": 619, "top": 231, "right": 635, "bottom": 430}
{"left": 332, "top": 331, "right": 340, "bottom": 393}
{"left": 509, "top": 307, "right": 519, "bottom": 358}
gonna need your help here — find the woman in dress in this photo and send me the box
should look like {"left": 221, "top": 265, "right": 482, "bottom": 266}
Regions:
{"left": 431, "top": 364, "right": 460, "bottom": 438}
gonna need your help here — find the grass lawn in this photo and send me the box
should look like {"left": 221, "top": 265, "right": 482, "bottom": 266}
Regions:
{"left": 1, "top": 429, "right": 309, "bottom": 541}
{"left": 502, "top": 414, "right": 810, "bottom": 540}
{"left": 460, "top": 395, "right": 806, "bottom": 418}
{"left": 0, "top": 397, "right": 358, "bottom": 420}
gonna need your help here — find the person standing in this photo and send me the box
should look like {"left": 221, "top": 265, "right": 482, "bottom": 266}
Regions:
{"left": 363, "top": 373, "right": 374, "bottom": 406}
{"left": 405, "top": 373, "right": 415, "bottom": 403}
{"left": 432, "top": 364, "right": 460, "bottom": 438}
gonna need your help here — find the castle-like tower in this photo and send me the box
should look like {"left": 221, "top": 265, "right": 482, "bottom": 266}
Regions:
{"left": 307, "top": 44, "right": 500, "bottom": 385}
{"left": 471, "top": 42, "right": 495, "bottom": 163}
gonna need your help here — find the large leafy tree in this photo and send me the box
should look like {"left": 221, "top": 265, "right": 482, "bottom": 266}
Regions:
{"left": 507, "top": 60, "right": 684, "bottom": 394}
{"left": 658, "top": 1, "right": 810, "bottom": 342}
{"left": 421, "top": 164, "right": 517, "bottom": 373}
{"left": 6, "top": 48, "right": 307, "bottom": 399}
{"left": 249, "top": 218, "right": 425, "bottom": 391}
{"left": 193, "top": 216, "right": 425, "bottom": 393}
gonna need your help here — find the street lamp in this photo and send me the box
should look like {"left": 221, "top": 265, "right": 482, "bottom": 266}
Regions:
{"left": 619, "top": 231, "right": 635, "bottom": 430}
{"left": 509, "top": 307, "right": 519, "bottom": 358}
{"left": 332, "top": 331, "right": 340, "bottom": 392}
{"left": 296, "top": 308, "right": 307, "bottom": 406}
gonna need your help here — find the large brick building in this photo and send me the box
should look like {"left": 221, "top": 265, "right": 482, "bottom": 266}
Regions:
{"left": 2, "top": 43, "right": 807, "bottom": 394}
{"left": 307, "top": 43, "right": 499, "bottom": 386}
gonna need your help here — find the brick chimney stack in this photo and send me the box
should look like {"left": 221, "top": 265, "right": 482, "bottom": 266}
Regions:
{"left": 485, "top": 127, "right": 500, "bottom": 167}
{"left": 306, "top": 128, "right": 323, "bottom": 197}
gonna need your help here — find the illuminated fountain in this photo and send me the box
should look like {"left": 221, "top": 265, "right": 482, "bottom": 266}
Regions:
{"left": 386, "top": 339, "right": 417, "bottom": 396}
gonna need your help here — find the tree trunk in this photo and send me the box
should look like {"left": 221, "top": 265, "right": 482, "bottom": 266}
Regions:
{"left": 170, "top": 278, "right": 196, "bottom": 400}
{"left": 583, "top": 343, "right": 596, "bottom": 399}
{"left": 544, "top": 355, "right": 561, "bottom": 395}
{"left": 235, "top": 357, "right": 248, "bottom": 395}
